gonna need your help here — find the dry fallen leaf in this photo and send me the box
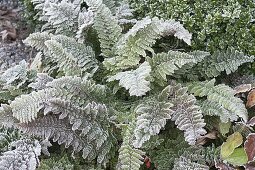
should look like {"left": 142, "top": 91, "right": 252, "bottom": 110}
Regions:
{"left": 247, "top": 117, "right": 255, "bottom": 126}
{"left": 234, "top": 84, "right": 252, "bottom": 94}
{"left": 215, "top": 162, "right": 235, "bottom": 170}
{"left": 196, "top": 130, "right": 217, "bottom": 145}
{"left": 0, "top": 8, "right": 18, "bottom": 41}
{"left": 245, "top": 133, "right": 255, "bottom": 162}
{"left": 1, "top": 28, "right": 17, "bottom": 41}
{"left": 245, "top": 162, "right": 255, "bottom": 170}
{"left": 247, "top": 89, "right": 255, "bottom": 108}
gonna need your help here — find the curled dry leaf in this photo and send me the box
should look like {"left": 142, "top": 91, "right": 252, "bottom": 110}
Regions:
{"left": 234, "top": 84, "right": 252, "bottom": 94}
{"left": 247, "top": 117, "right": 255, "bottom": 126}
{"left": 245, "top": 162, "right": 255, "bottom": 170}
{"left": 196, "top": 130, "right": 217, "bottom": 145}
{"left": 247, "top": 89, "right": 255, "bottom": 108}
{"left": 0, "top": 8, "right": 18, "bottom": 41}
{"left": 1, "top": 28, "right": 17, "bottom": 41}
{"left": 244, "top": 133, "right": 255, "bottom": 162}
{"left": 215, "top": 162, "right": 235, "bottom": 170}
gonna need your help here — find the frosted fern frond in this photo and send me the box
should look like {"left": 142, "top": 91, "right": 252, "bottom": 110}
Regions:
{"left": 0, "top": 139, "right": 41, "bottom": 170}
{"left": 161, "top": 20, "right": 192, "bottom": 45}
{"left": 232, "top": 74, "right": 255, "bottom": 87}
{"left": 173, "top": 145, "right": 219, "bottom": 170}
{"left": 43, "top": 0, "right": 80, "bottom": 34}
{"left": 166, "top": 82, "right": 206, "bottom": 145}
{"left": 28, "top": 73, "right": 54, "bottom": 90}
{"left": 76, "top": 10, "right": 94, "bottom": 40}
{"left": 23, "top": 32, "right": 51, "bottom": 52}
{"left": 196, "top": 48, "right": 254, "bottom": 78}
{"left": 173, "top": 51, "right": 210, "bottom": 80}
{"left": 45, "top": 76, "right": 106, "bottom": 104}
{"left": 151, "top": 135, "right": 189, "bottom": 170}
{"left": 10, "top": 89, "right": 57, "bottom": 123}
{"left": 111, "top": 17, "right": 162, "bottom": 69}
{"left": 188, "top": 79, "right": 248, "bottom": 122}
{"left": 147, "top": 50, "right": 200, "bottom": 85}
{"left": 85, "top": 0, "right": 122, "bottom": 57}
{"left": 173, "top": 156, "right": 209, "bottom": 170}
{"left": 133, "top": 87, "right": 173, "bottom": 148}
{"left": 200, "top": 100, "right": 237, "bottom": 123}
{"left": 29, "top": 52, "right": 43, "bottom": 72}
{"left": 0, "top": 128, "right": 22, "bottom": 153}
{"left": 43, "top": 99, "right": 111, "bottom": 149}
{"left": 0, "top": 60, "right": 28, "bottom": 88}
{"left": 18, "top": 115, "right": 115, "bottom": 164}
{"left": 117, "top": 125, "right": 145, "bottom": 170}
{"left": 133, "top": 101, "right": 173, "bottom": 148}
{"left": 115, "top": 2, "right": 137, "bottom": 25}
{"left": 11, "top": 76, "right": 106, "bottom": 123}
{"left": 0, "top": 104, "right": 18, "bottom": 128}
{"left": 108, "top": 62, "right": 151, "bottom": 96}
{"left": 38, "top": 154, "right": 74, "bottom": 170}
{"left": 102, "top": 0, "right": 116, "bottom": 14}
{"left": 45, "top": 35, "right": 98, "bottom": 76}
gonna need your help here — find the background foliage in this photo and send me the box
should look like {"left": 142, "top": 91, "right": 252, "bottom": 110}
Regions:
{"left": 0, "top": 0, "right": 255, "bottom": 170}
{"left": 129, "top": 0, "right": 255, "bottom": 55}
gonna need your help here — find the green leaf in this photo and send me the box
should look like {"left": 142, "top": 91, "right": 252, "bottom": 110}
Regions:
{"left": 221, "top": 132, "right": 243, "bottom": 159}
{"left": 219, "top": 122, "right": 231, "bottom": 136}
{"left": 225, "top": 148, "right": 248, "bottom": 166}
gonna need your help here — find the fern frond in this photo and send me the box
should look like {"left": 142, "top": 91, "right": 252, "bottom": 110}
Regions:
{"left": 117, "top": 125, "right": 145, "bottom": 170}
{"left": 133, "top": 87, "right": 173, "bottom": 148}
{"left": 46, "top": 76, "right": 106, "bottom": 104}
{"left": 197, "top": 48, "right": 254, "bottom": 78}
{"left": 43, "top": 99, "right": 111, "bottom": 149}
{"left": 0, "top": 60, "right": 28, "bottom": 88}
{"left": 43, "top": 0, "right": 80, "bottom": 34}
{"left": 173, "top": 51, "right": 210, "bottom": 80}
{"left": 18, "top": 115, "right": 114, "bottom": 164}
{"left": 29, "top": 73, "right": 54, "bottom": 90}
{"left": 38, "top": 154, "right": 74, "bottom": 170}
{"left": 23, "top": 32, "right": 51, "bottom": 52}
{"left": 161, "top": 20, "right": 192, "bottom": 45}
{"left": 11, "top": 76, "right": 106, "bottom": 123}
{"left": 232, "top": 74, "right": 255, "bottom": 87}
{"left": 0, "top": 139, "right": 41, "bottom": 170}
{"left": 0, "top": 128, "right": 21, "bottom": 152}
{"left": 200, "top": 100, "right": 237, "bottom": 123}
{"left": 45, "top": 35, "right": 98, "bottom": 76}
{"left": 10, "top": 89, "right": 56, "bottom": 123}
{"left": 85, "top": 0, "right": 122, "bottom": 57}
{"left": 152, "top": 135, "right": 189, "bottom": 170}
{"left": 115, "top": 2, "right": 137, "bottom": 25}
{"left": 188, "top": 79, "right": 248, "bottom": 122}
{"left": 76, "top": 10, "right": 94, "bottom": 40}
{"left": 111, "top": 17, "right": 162, "bottom": 69}
{"left": 107, "top": 62, "right": 151, "bottom": 96}
{"left": 173, "top": 155, "right": 209, "bottom": 170}
{"left": 147, "top": 50, "right": 200, "bottom": 85}
{"left": 0, "top": 104, "right": 18, "bottom": 128}
{"left": 102, "top": 0, "right": 116, "bottom": 14}
{"left": 29, "top": 52, "right": 43, "bottom": 72}
{"left": 173, "top": 145, "right": 219, "bottom": 170}
{"left": 166, "top": 82, "right": 206, "bottom": 145}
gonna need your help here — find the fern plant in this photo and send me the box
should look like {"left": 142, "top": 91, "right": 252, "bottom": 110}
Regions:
{"left": 0, "top": 0, "right": 254, "bottom": 169}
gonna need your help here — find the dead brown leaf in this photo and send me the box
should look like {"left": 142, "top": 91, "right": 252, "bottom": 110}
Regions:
{"left": 196, "top": 130, "right": 218, "bottom": 145}
{"left": 215, "top": 162, "right": 235, "bottom": 170}
{"left": 1, "top": 28, "right": 17, "bottom": 41}
{"left": 247, "top": 89, "right": 255, "bottom": 108}
{"left": 234, "top": 84, "right": 252, "bottom": 94}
